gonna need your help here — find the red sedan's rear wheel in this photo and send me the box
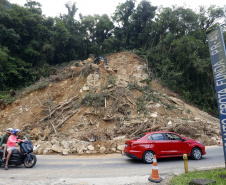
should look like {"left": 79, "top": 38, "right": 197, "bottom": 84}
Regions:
{"left": 142, "top": 151, "right": 155, "bottom": 164}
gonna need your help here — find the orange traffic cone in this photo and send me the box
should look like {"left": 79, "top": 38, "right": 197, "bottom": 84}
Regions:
{"left": 218, "top": 137, "right": 223, "bottom": 146}
{"left": 148, "top": 155, "right": 162, "bottom": 183}
{"left": 122, "top": 149, "right": 125, "bottom": 156}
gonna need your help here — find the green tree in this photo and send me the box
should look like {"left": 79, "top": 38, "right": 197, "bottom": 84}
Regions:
{"left": 113, "top": 0, "right": 136, "bottom": 47}
{"left": 65, "top": 2, "right": 78, "bottom": 18}
{"left": 24, "top": 0, "right": 42, "bottom": 14}
{"left": 198, "top": 5, "right": 225, "bottom": 32}
{"left": 130, "top": 0, "right": 157, "bottom": 48}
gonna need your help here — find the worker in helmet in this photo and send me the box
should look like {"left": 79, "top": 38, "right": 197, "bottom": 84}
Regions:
{"left": 5, "top": 129, "right": 22, "bottom": 170}
{"left": 94, "top": 56, "right": 108, "bottom": 68}
{"left": 0, "top": 128, "right": 13, "bottom": 160}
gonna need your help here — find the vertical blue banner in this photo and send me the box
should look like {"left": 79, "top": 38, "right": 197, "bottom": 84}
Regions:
{"left": 207, "top": 26, "right": 226, "bottom": 167}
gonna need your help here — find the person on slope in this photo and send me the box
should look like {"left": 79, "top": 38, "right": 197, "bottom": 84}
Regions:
{"left": 94, "top": 56, "right": 108, "bottom": 68}
{"left": 0, "top": 128, "right": 13, "bottom": 160}
{"left": 5, "top": 129, "right": 22, "bottom": 170}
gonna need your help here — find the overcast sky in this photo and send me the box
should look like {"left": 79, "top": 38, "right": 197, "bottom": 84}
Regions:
{"left": 9, "top": 0, "right": 226, "bottom": 19}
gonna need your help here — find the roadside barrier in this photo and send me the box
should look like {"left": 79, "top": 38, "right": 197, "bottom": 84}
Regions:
{"left": 148, "top": 154, "right": 162, "bottom": 183}
{"left": 183, "top": 154, "right": 188, "bottom": 173}
{"left": 218, "top": 136, "right": 223, "bottom": 146}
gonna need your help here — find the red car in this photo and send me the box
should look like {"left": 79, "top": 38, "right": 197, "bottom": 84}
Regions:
{"left": 123, "top": 131, "right": 206, "bottom": 163}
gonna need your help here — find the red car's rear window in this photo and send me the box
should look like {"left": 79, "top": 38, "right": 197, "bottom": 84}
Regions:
{"left": 148, "top": 133, "right": 165, "bottom": 140}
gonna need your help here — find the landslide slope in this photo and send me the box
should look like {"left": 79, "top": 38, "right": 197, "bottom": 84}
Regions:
{"left": 0, "top": 52, "right": 220, "bottom": 155}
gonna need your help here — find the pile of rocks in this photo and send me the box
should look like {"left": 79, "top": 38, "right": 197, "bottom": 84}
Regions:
{"left": 33, "top": 137, "right": 126, "bottom": 155}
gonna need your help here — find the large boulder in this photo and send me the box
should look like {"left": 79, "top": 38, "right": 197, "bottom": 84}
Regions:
{"left": 61, "top": 141, "right": 70, "bottom": 149}
{"left": 42, "top": 141, "right": 52, "bottom": 149}
{"left": 43, "top": 148, "right": 52, "bottom": 155}
{"left": 87, "top": 145, "right": 95, "bottom": 151}
{"left": 77, "top": 148, "right": 84, "bottom": 155}
{"left": 76, "top": 143, "right": 88, "bottom": 155}
{"left": 50, "top": 138, "right": 59, "bottom": 146}
{"left": 99, "top": 146, "right": 106, "bottom": 154}
{"left": 117, "top": 145, "right": 125, "bottom": 151}
{"left": 62, "top": 149, "right": 70, "bottom": 155}
{"left": 111, "top": 147, "right": 116, "bottom": 152}
{"left": 51, "top": 145, "right": 63, "bottom": 153}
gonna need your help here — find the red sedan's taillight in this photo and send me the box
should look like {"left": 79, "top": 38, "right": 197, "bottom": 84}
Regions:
{"left": 131, "top": 143, "right": 139, "bottom": 147}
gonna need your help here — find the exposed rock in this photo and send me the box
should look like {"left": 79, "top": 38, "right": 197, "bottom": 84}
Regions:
{"left": 107, "top": 84, "right": 114, "bottom": 89}
{"left": 43, "top": 148, "right": 52, "bottom": 155}
{"left": 76, "top": 143, "right": 88, "bottom": 154}
{"left": 99, "top": 146, "right": 106, "bottom": 154}
{"left": 37, "top": 147, "right": 44, "bottom": 154}
{"left": 87, "top": 145, "right": 95, "bottom": 151}
{"left": 42, "top": 141, "right": 52, "bottom": 149}
{"left": 124, "top": 122, "right": 131, "bottom": 126}
{"left": 154, "top": 103, "right": 161, "bottom": 108}
{"left": 77, "top": 149, "right": 84, "bottom": 155}
{"left": 111, "top": 147, "right": 116, "bottom": 152}
{"left": 117, "top": 145, "right": 124, "bottom": 151}
{"left": 50, "top": 138, "right": 59, "bottom": 146}
{"left": 61, "top": 141, "right": 70, "bottom": 149}
{"left": 194, "top": 117, "right": 201, "bottom": 121}
{"left": 189, "top": 179, "right": 216, "bottom": 185}
{"left": 52, "top": 145, "right": 63, "bottom": 153}
{"left": 83, "top": 85, "right": 89, "bottom": 91}
{"left": 218, "top": 175, "right": 226, "bottom": 179}
{"left": 113, "top": 136, "right": 126, "bottom": 140}
{"left": 150, "top": 112, "right": 158, "bottom": 118}
{"left": 62, "top": 149, "right": 70, "bottom": 155}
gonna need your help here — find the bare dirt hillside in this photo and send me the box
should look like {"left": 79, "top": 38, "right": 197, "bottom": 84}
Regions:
{"left": 0, "top": 52, "right": 221, "bottom": 155}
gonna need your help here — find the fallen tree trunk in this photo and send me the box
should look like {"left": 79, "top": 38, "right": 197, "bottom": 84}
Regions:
{"left": 56, "top": 109, "right": 79, "bottom": 129}
{"left": 38, "top": 95, "right": 79, "bottom": 123}
{"left": 143, "top": 125, "right": 161, "bottom": 132}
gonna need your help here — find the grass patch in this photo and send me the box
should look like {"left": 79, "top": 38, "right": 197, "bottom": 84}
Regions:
{"left": 127, "top": 79, "right": 175, "bottom": 115}
{"left": 127, "top": 79, "right": 143, "bottom": 91}
{"left": 170, "top": 168, "right": 226, "bottom": 185}
{"left": 136, "top": 95, "right": 148, "bottom": 115}
{"left": 81, "top": 91, "right": 105, "bottom": 107}
{"left": 187, "top": 109, "right": 191, "bottom": 114}
{"left": 104, "top": 74, "right": 116, "bottom": 89}
{"left": 0, "top": 91, "right": 16, "bottom": 103}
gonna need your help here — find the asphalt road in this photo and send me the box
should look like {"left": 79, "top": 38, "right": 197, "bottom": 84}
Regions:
{"left": 0, "top": 145, "right": 224, "bottom": 185}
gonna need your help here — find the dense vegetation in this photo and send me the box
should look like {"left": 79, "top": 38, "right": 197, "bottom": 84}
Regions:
{"left": 0, "top": 0, "right": 225, "bottom": 116}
